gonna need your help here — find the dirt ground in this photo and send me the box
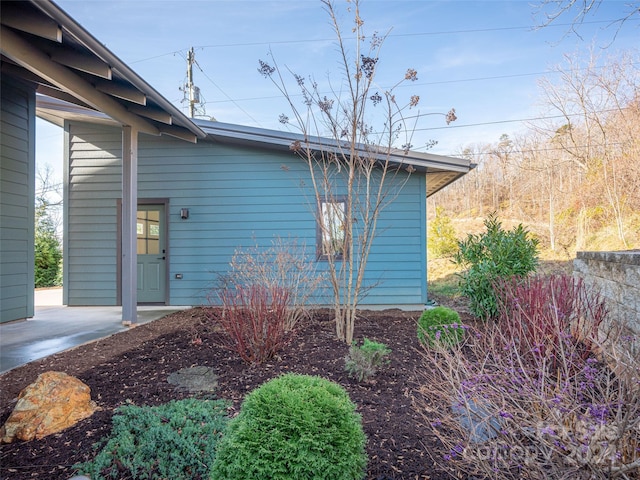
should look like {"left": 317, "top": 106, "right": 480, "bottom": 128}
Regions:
{"left": 0, "top": 297, "right": 471, "bottom": 480}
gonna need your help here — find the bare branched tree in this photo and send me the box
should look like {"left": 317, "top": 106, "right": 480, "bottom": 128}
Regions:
{"left": 534, "top": 0, "right": 640, "bottom": 40}
{"left": 258, "top": 0, "right": 456, "bottom": 343}
{"left": 36, "top": 163, "right": 63, "bottom": 234}
{"left": 537, "top": 51, "right": 639, "bottom": 247}
{"left": 430, "top": 51, "right": 639, "bottom": 254}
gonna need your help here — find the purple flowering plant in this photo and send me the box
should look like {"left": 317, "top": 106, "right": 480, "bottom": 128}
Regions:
{"left": 416, "top": 274, "right": 640, "bottom": 479}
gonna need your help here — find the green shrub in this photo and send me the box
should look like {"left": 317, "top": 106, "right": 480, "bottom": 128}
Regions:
{"left": 75, "top": 398, "right": 229, "bottom": 480}
{"left": 417, "top": 306, "right": 465, "bottom": 348}
{"left": 428, "top": 206, "right": 459, "bottom": 258}
{"left": 344, "top": 338, "right": 391, "bottom": 382}
{"left": 210, "top": 373, "right": 367, "bottom": 480}
{"left": 453, "top": 213, "right": 539, "bottom": 319}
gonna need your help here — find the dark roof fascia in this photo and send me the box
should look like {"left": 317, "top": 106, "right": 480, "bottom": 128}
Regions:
{"left": 194, "top": 119, "right": 472, "bottom": 174}
{"left": 30, "top": 0, "right": 205, "bottom": 140}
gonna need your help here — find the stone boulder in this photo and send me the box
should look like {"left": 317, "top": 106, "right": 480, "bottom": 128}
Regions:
{"left": 0, "top": 371, "right": 97, "bottom": 443}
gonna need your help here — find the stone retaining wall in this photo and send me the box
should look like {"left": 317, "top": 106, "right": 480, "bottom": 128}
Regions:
{"left": 573, "top": 250, "right": 640, "bottom": 335}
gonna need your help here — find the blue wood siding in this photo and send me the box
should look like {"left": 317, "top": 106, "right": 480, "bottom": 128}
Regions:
{"left": 65, "top": 123, "right": 121, "bottom": 305}
{"left": 1, "top": 79, "right": 35, "bottom": 322}
{"left": 65, "top": 122, "right": 427, "bottom": 308}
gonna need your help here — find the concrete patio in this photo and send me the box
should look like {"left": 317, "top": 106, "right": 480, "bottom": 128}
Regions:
{"left": 0, "top": 288, "right": 188, "bottom": 374}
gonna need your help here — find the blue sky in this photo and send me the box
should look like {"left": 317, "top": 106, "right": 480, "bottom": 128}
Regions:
{"left": 37, "top": 0, "right": 638, "bottom": 176}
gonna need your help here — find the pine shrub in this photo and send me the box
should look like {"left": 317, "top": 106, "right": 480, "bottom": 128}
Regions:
{"left": 34, "top": 208, "right": 62, "bottom": 287}
{"left": 210, "top": 373, "right": 367, "bottom": 480}
{"left": 75, "top": 398, "right": 229, "bottom": 480}
{"left": 417, "top": 306, "right": 466, "bottom": 348}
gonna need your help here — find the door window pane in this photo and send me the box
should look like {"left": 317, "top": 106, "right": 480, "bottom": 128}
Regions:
{"left": 137, "top": 210, "right": 160, "bottom": 255}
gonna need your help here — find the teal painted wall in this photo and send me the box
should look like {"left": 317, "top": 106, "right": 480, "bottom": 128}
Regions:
{"left": 65, "top": 123, "right": 121, "bottom": 305}
{"left": 65, "top": 122, "right": 427, "bottom": 308}
{"left": 1, "top": 78, "right": 35, "bottom": 323}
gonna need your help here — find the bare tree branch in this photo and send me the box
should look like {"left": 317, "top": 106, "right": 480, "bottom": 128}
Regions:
{"left": 533, "top": 0, "right": 640, "bottom": 42}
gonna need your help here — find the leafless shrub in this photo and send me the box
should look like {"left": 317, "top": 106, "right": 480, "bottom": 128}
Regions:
{"left": 222, "top": 237, "right": 326, "bottom": 330}
{"left": 416, "top": 278, "right": 640, "bottom": 479}
{"left": 494, "top": 274, "right": 607, "bottom": 369}
{"left": 206, "top": 284, "right": 291, "bottom": 364}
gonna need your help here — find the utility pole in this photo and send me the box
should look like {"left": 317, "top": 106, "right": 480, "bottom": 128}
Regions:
{"left": 187, "top": 47, "right": 195, "bottom": 118}
{"left": 182, "top": 47, "right": 206, "bottom": 119}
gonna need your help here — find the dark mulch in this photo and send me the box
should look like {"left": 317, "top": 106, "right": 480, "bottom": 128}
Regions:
{"left": 0, "top": 297, "right": 472, "bottom": 480}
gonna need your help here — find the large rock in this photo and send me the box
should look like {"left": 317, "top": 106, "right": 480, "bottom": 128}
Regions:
{"left": 0, "top": 371, "right": 97, "bottom": 443}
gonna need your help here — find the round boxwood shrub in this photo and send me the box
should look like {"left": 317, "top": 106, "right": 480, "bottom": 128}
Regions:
{"left": 417, "top": 306, "right": 465, "bottom": 348}
{"left": 210, "top": 373, "right": 367, "bottom": 480}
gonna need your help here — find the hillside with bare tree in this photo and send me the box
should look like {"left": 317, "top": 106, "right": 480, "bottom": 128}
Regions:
{"left": 429, "top": 51, "right": 640, "bottom": 257}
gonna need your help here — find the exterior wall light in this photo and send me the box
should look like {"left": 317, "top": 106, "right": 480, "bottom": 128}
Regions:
{"left": 180, "top": 208, "right": 189, "bottom": 220}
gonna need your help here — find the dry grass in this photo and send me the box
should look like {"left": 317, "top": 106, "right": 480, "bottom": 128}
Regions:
{"left": 427, "top": 253, "right": 573, "bottom": 300}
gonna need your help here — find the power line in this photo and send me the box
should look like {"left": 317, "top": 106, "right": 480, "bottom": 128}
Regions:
{"left": 403, "top": 107, "right": 633, "bottom": 153}
{"left": 197, "top": 61, "right": 639, "bottom": 106}
{"left": 129, "top": 49, "right": 187, "bottom": 65}
{"left": 189, "top": 52, "right": 262, "bottom": 126}
{"left": 127, "top": 21, "right": 637, "bottom": 136}
{"left": 195, "top": 80, "right": 635, "bottom": 137}
{"left": 415, "top": 115, "right": 565, "bottom": 132}
{"left": 435, "top": 140, "right": 632, "bottom": 158}
{"left": 129, "top": 19, "right": 618, "bottom": 64}
{"left": 200, "top": 71, "right": 547, "bottom": 105}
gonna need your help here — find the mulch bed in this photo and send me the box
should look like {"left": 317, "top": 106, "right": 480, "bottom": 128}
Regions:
{"left": 0, "top": 297, "right": 472, "bottom": 479}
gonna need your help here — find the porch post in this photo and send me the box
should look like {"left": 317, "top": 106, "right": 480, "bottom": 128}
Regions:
{"left": 122, "top": 126, "right": 138, "bottom": 324}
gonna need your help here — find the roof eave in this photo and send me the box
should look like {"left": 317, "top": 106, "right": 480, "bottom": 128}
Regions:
{"left": 29, "top": 0, "right": 206, "bottom": 140}
{"left": 195, "top": 119, "right": 473, "bottom": 175}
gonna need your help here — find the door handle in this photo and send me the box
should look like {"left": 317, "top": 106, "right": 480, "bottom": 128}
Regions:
{"left": 157, "top": 256, "right": 166, "bottom": 260}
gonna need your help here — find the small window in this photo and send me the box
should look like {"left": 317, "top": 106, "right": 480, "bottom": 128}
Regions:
{"left": 317, "top": 198, "right": 347, "bottom": 260}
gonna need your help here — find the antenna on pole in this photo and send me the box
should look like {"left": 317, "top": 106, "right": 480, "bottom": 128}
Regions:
{"left": 181, "top": 47, "right": 211, "bottom": 119}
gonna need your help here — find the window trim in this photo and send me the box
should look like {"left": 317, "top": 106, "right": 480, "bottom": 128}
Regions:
{"left": 316, "top": 196, "right": 348, "bottom": 261}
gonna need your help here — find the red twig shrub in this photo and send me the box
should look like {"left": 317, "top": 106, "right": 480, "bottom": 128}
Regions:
{"left": 207, "top": 284, "right": 292, "bottom": 364}
{"left": 495, "top": 273, "right": 607, "bottom": 368}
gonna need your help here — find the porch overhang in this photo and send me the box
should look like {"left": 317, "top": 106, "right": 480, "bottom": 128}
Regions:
{"left": 1, "top": 0, "right": 204, "bottom": 324}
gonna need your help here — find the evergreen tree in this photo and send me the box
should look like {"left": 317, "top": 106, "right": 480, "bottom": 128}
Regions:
{"left": 34, "top": 193, "right": 62, "bottom": 287}
{"left": 428, "top": 206, "right": 458, "bottom": 258}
